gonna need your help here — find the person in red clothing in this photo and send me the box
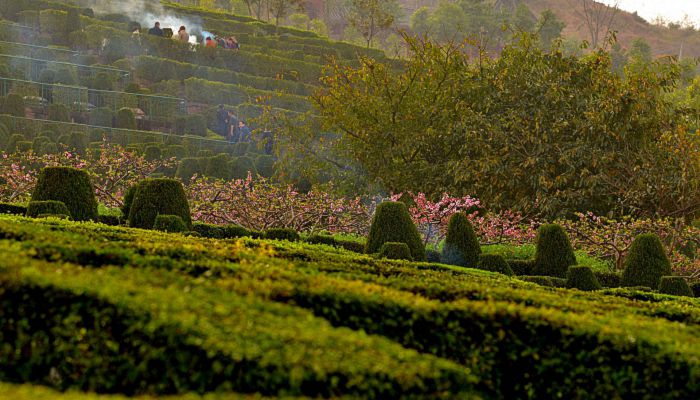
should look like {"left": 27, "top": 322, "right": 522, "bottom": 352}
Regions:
{"left": 205, "top": 37, "right": 217, "bottom": 48}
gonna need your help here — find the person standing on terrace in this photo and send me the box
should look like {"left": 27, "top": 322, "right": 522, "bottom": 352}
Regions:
{"left": 177, "top": 26, "right": 189, "bottom": 42}
{"left": 148, "top": 22, "right": 163, "bottom": 37}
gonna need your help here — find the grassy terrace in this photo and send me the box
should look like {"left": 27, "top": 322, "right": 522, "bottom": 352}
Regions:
{"left": 1, "top": 215, "right": 699, "bottom": 398}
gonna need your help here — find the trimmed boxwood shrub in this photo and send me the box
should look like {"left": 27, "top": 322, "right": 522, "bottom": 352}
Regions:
{"left": 40, "top": 142, "right": 58, "bottom": 155}
{"left": 144, "top": 146, "right": 162, "bottom": 161}
{"left": 264, "top": 228, "right": 300, "bottom": 242}
{"left": 97, "top": 214, "right": 121, "bottom": 226}
{"left": 255, "top": 155, "right": 275, "bottom": 178}
{"left": 32, "top": 136, "right": 52, "bottom": 153}
{"left": 337, "top": 239, "right": 366, "bottom": 254}
{"left": 691, "top": 282, "right": 700, "bottom": 298}
{"left": 478, "top": 254, "right": 513, "bottom": 276}
{"left": 306, "top": 234, "right": 337, "bottom": 246}
{"left": 7, "top": 134, "right": 25, "bottom": 153}
{"left": 520, "top": 276, "right": 567, "bottom": 288}
{"left": 26, "top": 200, "right": 70, "bottom": 218}
{"left": 30, "top": 167, "right": 98, "bottom": 221}
{"left": 164, "top": 144, "right": 187, "bottom": 158}
{"left": 621, "top": 234, "right": 672, "bottom": 289}
{"left": 231, "top": 156, "right": 256, "bottom": 180}
{"left": 366, "top": 202, "right": 425, "bottom": 262}
{"left": 128, "top": 179, "right": 192, "bottom": 230}
{"left": 115, "top": 108, "right": 136, "bottom": 130}
{"left": 206, "top": 154, "right": 231, "bottom": 179}
{"left": 16, "top": 141, "right": 32, "bottom": 152}
{"left": 192, "top": 222, "right": 225, "bottom": 239}
{"left": 153, "top": 214, "right": 188, "bottom": 233}
{"left": 426, "top": 249, "right": 441, "bottom": 263}
{"left": 35, "top": 213, "right": 70, "bottom": 219}
{"left": 48, "top": 103, "right": 70, "bottom": 122}
{"left": 222, "top": 224, "right": 252, "bottom": 239}
{"left": 89, "top": 107, "right": 113, "bottom": 127}
{"left": 532, "top": 224, "right": 576, "bottom": 278}
{"left": 658, "top": 277, "right": 693, "bottom": 297}
{"left": 186, "top": 115, "right": 207, "bottom": 136}
{"left": 379, "top": 242, "right": 413, "bottom": 261}
{"left": 176, "top": 158, "right": 203, "bottom": 182}
{"left": 442, "top": 213, "right": 480, "bottom": 268}
{"left": 2, "top": 94, "right": 25, "bottom": 117}
{"left": 594, "top": 271, "right": 621, "bottom": 288}
{"left": 566, "top": 266, "right": 602, "bottom": 291}
{"left": 507, "top": 259, "right": 534, "bottom": 276}
{"left": 120, "top": 183, "right": 142, "bottom": 222}
{"left": 0, "top": 203, "right": 27, "bottom": 215}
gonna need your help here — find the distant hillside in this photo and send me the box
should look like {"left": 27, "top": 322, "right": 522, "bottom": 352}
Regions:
{"left": 399, "top": 0, "right": 700, "bottom": 58}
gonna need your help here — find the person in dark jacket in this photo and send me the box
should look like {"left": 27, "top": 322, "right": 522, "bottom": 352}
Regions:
{"left": 148, "top": 22, "right": 163, "bottom": 36}
{"left": 237, "top": 120, "right": 251, "bottom": 142}
{"left": 216, "top": 104, "right": 229, "bottom": 137}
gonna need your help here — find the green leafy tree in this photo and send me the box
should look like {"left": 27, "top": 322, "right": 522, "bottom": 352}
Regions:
{"left": 269, "top": 0, "right": 304, "bottom": 27}
{"left": 410, "top": 7, "right": 431, "bottom": 36}
{"left": 429, "top": 2, "right": 467, "bottom": 43}
{"left": 347, "top": 0, "right": 398, "bottom": 48}
{"left": 536, "top": 10, "right": 565, "bottom": 50}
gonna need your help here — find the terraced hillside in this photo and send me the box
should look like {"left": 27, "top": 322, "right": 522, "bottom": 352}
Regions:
{"left": 1, "top": 214, "right": 699, "bottom": 398}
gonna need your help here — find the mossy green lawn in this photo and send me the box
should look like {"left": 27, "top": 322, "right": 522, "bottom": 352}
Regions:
{"left": 1, "top": 215, "right": 700, "bottom": 398}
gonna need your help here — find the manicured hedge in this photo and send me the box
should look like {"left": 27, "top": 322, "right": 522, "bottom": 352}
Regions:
{"left": 658, "top": 277, "right": 693, "bottom": 297}
{"left": 366, "top": 202, "right": 425, "bottom": 262}
{"left": 26, "top": 200, "right": 70, "bottom": 218}
{"left": 264, "top": 228, "right": 300, "bottom": 242}
{"left": 532, "top": 224, "right": 576, "bottom": 278}
{"left": 153, "top": 214, "right": 187, "bottom": 233}
{"left": 622, "top": 234, "right": 672, "bottom": 289}
{"left": 128, "top": 178, "right": 191, "bottom": 230}
{"left": 379, "top": 242, "right": 413, "bottom": 261}
{"left": 0, "top": 203, "right": 28, "bottom": 215}
{"left": 566, "top": 266, "right": 602, "bottom": 291}
{"left": 442, "top": 213, "right": 480, "bottom": 268}
{"left": 478, "top": 254, "right": 513, "bottom": 276}
{"left": 30, "top": 166, "right": 98, "bottom": 221}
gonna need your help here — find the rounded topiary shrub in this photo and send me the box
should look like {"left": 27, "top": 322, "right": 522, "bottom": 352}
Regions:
{"left": 176, "top": 158, "right": 203, "bottom": 182}
{"left": 153, "top": 214, "right": 187, "bottom": 233}
{"left": 144, "top": 145, "right": 161, "bottom": 161}
{"left": 478, "top": 254, "right": 514, "bottom": 276}
{"left": 264, "top": 228, "right": 300, "bottom": 242}
{"left": 26, "top": 200, "right": 70, "bottom": 218}
{"left": 206, "top": 154, "right": 231, "bottom": 179}
{"left": 48, "top": 103, "right": 70, "bottom": 122}
{"left": 165, "top": 145, "right": 187, "bottom": 158}
{"left": 426, "top": 249, "right": 441, "bottom": 263}
{"left": 379, "top": 242, "right": 413, "bottom": 261}
{"left": 255, "top": 155, "right": 275, "bottom": 178}
{"left": 306, "top": 234, "right": 337, "bottom": 246}
{"left": 365, "top": 201, "right": 425, "bottom": 262}
{"left": 621, "top": 233, "right": 672, "bottom": 289}
{"left": 89, "top": 107, "right": 113, "bottom": 127}
{"left": 532, "top": 224, "right": 576, "bottom": 278}
{"left": 658, "top": 276, "right": 693, "bottom": 297}
{"left": 442, "top": 213, "right": 480, "bottom": 268}
{"left": 30, "top": 166, "right": 98, "bottom": 221}
{"left": 128, "top": 178, "right": 191, "bottom": 230}
{"left": 231, "top": 156, "right": 256, "bottom": 180}
{"left": 566, "top": 266, "right": 602, "bottom": 291}
{"left": 3, "top": 93, "right": 25, "bottom": 117}
{"left": 115, "top": 107, "right": 136, "bottom": 130}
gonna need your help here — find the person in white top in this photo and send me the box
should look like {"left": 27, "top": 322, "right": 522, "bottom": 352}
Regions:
{"left": 177, "top": 26, "right": 189, "bottom": 42}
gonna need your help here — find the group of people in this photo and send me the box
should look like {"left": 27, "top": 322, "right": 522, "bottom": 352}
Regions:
{"left": 217, "top": 104, "right": 251, "bottom": 143}
{"left": 147, "top": 22, "right": 239, "bottom": 50}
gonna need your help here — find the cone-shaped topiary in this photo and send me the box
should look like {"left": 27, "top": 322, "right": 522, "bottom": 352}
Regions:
{"left": 176, "top": 158, "right": 203, "bottom": 182}
{"left": 566, "top": 266, "right": 601, "bottom": 291}
{"left": 379, "top": 242, "right": 413, "bottom": 261}
{"left": 478, "top": 254, "right": 514, "bottom": 276}
{"left": 658, "top": 276, "right": 693, "bottom": 297}
{"left": 26, "top": 200, "right": 70, "bottom": 218}
{"left": 621, "top": 234, "right": 672, "bottom": 289}
{"left": 48, "top": 103, "right": 70, "bottom": 122}
{"left": 206, "top": 154, "right": 231, "bottom": 179}
{"left": 442, "top": 213, "right": 480, "bottom": 268}
{"left": 128, "top": 178, "right": 191, "bottom": 230}
{"left": 153, "top": 214, "right": 187, "bottom": 233}
{"left": 264, "top": 228, "right": 300, "bottom": 242}
{"left": 144, "top": 145, "right": 161, "bottom": 161}
{"left": 115, "top": 107, "right": 136, "bottom": 130}
{"left": 532, "top": 224, "right": 576, "bottom": 278}
{"left": 30, "top": 166, "right": 98, "bottom": 221}
{"left": 366, "top": 201, "right": 425, "bottom": 261}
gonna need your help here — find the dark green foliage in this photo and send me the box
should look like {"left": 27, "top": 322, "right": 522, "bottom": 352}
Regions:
{"left": 658, "top": 277, "right": 693, "bottom": 297}
{"left": 128, "top": 179, "right": 191, "bottom": 230}
{"left": 41, "top": 142, "right": 58, "bottom": 155}
{"left": 0, "top": 203, "right": 27, "bottom": 215}
{"left": 16, "top": 141, "right": 32, "bottom": 152}
{"left": 186, "top": 115, "right": 207, "bottom": 136}
{"left": 92, "top": 72, "right": 115, "bottom": 91}
{"left": 566, "top": 266, "right": 602, "bottom": 291}
{"left": 379, "top": 242, "right": 413, "bottom": 261}
{"left": 121, "top": 183, "right": 142, "bottom": 221}
{"left": 47, "top": 103, "right": 70, "bottom": 122}
{"left": 426, "top": 249, "right": 441, "bottom": 263}
{"left": 2, "top": 94, "right": 25, "bottom": 117}
{"left": 7, "top": 134, "right": 25, "bottom": 152}
{"left": 153, "top": 214, "right": 187, "bottom": 233}
{"left": 532, "top": 224, "right": 576, "bottom": 278}
{"left": 35, "top": 213, "right": 70, "bottom": 219}
{"left": 192, "top": 222, "right": 225, "bottom": 239}
{"left": 306, "top": 234, "right": 337, "bottom": 246}
{"left": 184, "top": 231, "right": 202, "bottom": 237}
{"left": 164, "top": 145, "right": 187, "bottom": 158}
{"left": 30, "top": 167, "right": 97, "bottom": 221}
{"left": 507, "top": 259, "right": 534, "bottom": 276}
{"left": 89, "top": 107, "right": 113, "bottom": 127}
{"left": 58, "top": 131, "right": 89, "bottom": 154}
{"left": 337, "top": 239, "right": 366, "bottom": 254}
{"left": 622, "top": 234, "right": 672, "bottom": 289}
{"left": 478, "top": 254, "right": 514, "bottom": 276}
{"left": 520, "top": 276, "right": 567, "bottom": 288}
{"left": 442, "top": 213, "right": 480, "bottom": 267}
{"left": 144, "top": 146, "right": 162, "bottom": 161}
{"left": 691, "top": 282, "right": 700, "bottom": 298}
{"left": 231, "top": 156, "right": 256, "bottom": 180}
{"left": 97, "top": 214, "right": 121, "bottom": 226}
{"left": 115, "top": 108, "right": 136, "bottom": 130}
{"left": 255, "top": 155, "right": 275, "bottom": 178}
{"left": 38, "top": 69, "right": 55, "bottom": 84}
{"left": 206, "top": 154, "right": 231, "bottom": 179}
{"left": 366, "top": 202, "right": 425, "bottom": 261}
{"left": 264, "top": 228, "right": 301, "bottom": 242}
{"left": 197, "top": 150, "right": 214, "bottom": 158}
{"left": 222, "top": 224, "right": 252, "bottom": 238}
{"left": 594, "top": 271, "right": 622, "bottom": 288}
{"left": 232, "top": 142, "right": 250, "bottom": 156}
{"left": 31, "top": 136, "right": 52, "bottom": 153}
{"left": 176, "top": 158, "right": 203, "bottom": 181}
{"left": 26, "top": 200, "right": 70, "bottom": 218}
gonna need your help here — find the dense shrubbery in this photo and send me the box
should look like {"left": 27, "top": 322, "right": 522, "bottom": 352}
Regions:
{"left": 379, "top": 242, "right": 413, "bottom": 261}
{"left": 153, "top": 214, "right": 187, "bottom": 233}
{"left": 442, "top": 213, "right": 480, "bottom": 268}
{"left": 566, "top": 266, "right": 602, "bottom": 291}
{"left": 622, "top": 234, "right": 672, "bottom": 289}
{"left": 532, "top": 224, "right": 576, "bottom": 278}
{"left": 366, "top": 202, "right": 425, "bottom": 261}
{"left": 30, "top": 166, "right": 97, "bottom": 221}
{"left": 658, "top": 276, "right": 693, "bottom": 297}
{"left": 477, "top": 254, "right": 513, "bottom": 276}
{"left": 26, "top": 200, "right": 69, "bottom": 218}
{"left": 128, "top": 178, "right": 191, "bottom": 229}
